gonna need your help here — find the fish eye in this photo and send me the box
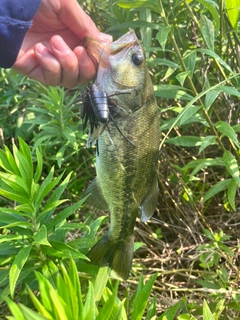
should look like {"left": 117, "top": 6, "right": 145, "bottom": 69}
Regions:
{"left": 132, "top": 52, "right": 143, "bottom": 66}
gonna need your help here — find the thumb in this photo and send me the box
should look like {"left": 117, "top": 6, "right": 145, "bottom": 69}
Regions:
{"left": 58, "top": 0, "right": 112, "bottom": 42}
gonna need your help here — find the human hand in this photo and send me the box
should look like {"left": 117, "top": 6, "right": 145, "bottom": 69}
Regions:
{"left": 12, "top": 0, "right": 112, "bottom": 88}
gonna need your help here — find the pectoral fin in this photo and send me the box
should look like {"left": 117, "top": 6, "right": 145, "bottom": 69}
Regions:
{"left": 140, "top": 175, "right": 158, "bottom": 222}
{"left": 81, "top": 178, "right": 109, "bottom": 211}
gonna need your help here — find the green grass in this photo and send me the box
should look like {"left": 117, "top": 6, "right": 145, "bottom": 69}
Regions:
{"left": 0, "top": 0, "right": 239, "bottom": 318}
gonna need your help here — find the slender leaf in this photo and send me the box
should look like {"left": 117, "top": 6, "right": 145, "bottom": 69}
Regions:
{"left": 131, "top": 273, "right": 157, "bottom": 320}
{"left": 34, "top": 147, "right": 43, "bottom": 183}
{"left": 154, "top": 85, "right": 193, "bottom": 100}
{"left": 165, "top": 136, "right": 205, "bottom": 147}
{"left": 116, "top": 0, "right": 160, "bottom": 13}
{"left": 223, "top": 150, "right": 240, "bottom": 184}
{"left": 200, "top": 15, "right": 215, "bottom": 51}
{"left": 33, "top": 225, "right": 51, "bottom": 247}
{"left": 226, "top": 0, "right": 239, "bottom": 31}
{"left": 5, "top": 297, "right": 26, "bottom": 320}
{"left": 228, "top": 178, "right": 237, "bottom": 211}
{"left": 156, "top": 26, "right": 172, "bottom": 51}
{"left": 203, "top": 179, "right": 231, "bottom": 202}
{"left": 9, "top": 245, "right": 32, "bottom": 297}
{"left": 46, "top": 198, "right": 86, "bottom": 231}
{"left": 83, "top": 281, "right": 95, "bottom": 320}
{"left": 203, "top": 299, "right": 215, "bottom": 320}
{"left": 215, "top": 121, "right": 240, "bottom": 148}
{"left": 158, "top": 299, "right": 184, "bottom": 320}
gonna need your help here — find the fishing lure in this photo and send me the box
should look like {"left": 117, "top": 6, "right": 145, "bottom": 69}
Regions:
{"left": 80, "top": 83, "right": 135, "bottom": 146}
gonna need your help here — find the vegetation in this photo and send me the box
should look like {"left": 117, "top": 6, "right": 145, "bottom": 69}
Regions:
{"left": 0, "top": 0, "right": 239, "bottom": 318}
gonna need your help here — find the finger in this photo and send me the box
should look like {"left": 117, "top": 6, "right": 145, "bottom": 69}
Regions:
{"left": 74, "top": 46, "right": 97, "bottom": 85}
{"left": 50, "top": 35, "right": 79, "bottom": 88}
{"left": 34, "top": 43, "right": 62, "bottom": 86}
{"left": 13, "top": 46, "right": 61, "bottom": 86}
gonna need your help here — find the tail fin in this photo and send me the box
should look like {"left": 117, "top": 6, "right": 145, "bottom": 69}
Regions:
{"left": 87, "top": 233, "right": 134, "bottom": 280}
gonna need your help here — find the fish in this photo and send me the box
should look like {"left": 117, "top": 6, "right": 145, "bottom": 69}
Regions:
{"left": 82, "top": 30, "right": 160, "bottom": 279}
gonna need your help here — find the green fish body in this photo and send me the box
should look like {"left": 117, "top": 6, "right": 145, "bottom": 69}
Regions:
{"left": 84, "top": 30, "right": 160, "bottom": 279}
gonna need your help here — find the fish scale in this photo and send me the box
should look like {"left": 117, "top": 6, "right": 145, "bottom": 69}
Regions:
{"left": 82, "top": 30, "right": 160, "bottom": 279}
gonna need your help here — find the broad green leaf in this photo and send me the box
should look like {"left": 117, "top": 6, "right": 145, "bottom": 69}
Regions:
{"left": 196, "top": 0, "right": 220, "bottom": 33}
{"left": 0, "top": 188, "right": 29, "bottom": 204}
{"left": 178, "top": 105, "right": 202, "bottom": 126}
{"left": 228, "top": 178, "right": 237, "bottom": 211}
{"left": 223, "top": 150, "right": 240, "bottom": 184}
{"left": 162, "top": 67, "right": 177, "bottom": 81}
{"left": 198, "top": 136, "right": 217, "bottom": 154}
{"left": 9, "top": 245, "right": 32, "bottom": 297}
{"left": 148, "top": 58, "right": 179, "bottom": 68}
{"left": 33, "top": 225, "right": 51, "bottom": 247}
{"left": 183, "top": 50, "right": 197, "bottom": 78}
{"left": 200, "top": 15, "right": 215, "bottom": 51}
{"left": 187, "top": 157, "right": 224, "bottom": 177}
{"left": 159, "top": 72, "right": 240, "bottom": 148}
{"left": 203, "top": 179, "right": 231, "bottom": 202}
{"left": 18, "top": 138, "right": 33, "bottom": 174}
{"left": 165, "top": 136, "right": 205, "bottom": 147}
{"left": 226, "top": 0, "right": 239, "bottom": 31}
{"left": 0, "top": 172, "right": 30, "bottom": 196}
{"left": 40, "top": 199, "right": 69, "bottom": 217}
{"left": 203, "top": 300, "right": 215, "bottom": 320}
{"left": 154, "top": 85, "right": 193, "bottom": 100}
{"left": 56, "top": 145, "right": 67, "bottom": 168}
{"left": 0, "top": 242, "right": 21, "bottom": 256}
{"left": 156, "top": 26, "right": 172, "bottom": 51}
{"left": 62, "top": 126, "right": 77, "bottom": 146}
{"left": 44, "top": 241, "right": 88, "bottom": 260}
{"left": 217, "top": 85, "right": 240, "bottom": 97}
{"left": 176, "top": 71, "right": 190, "bottom": 86}
{"left": 131, "top": 273, "right": 157, "bottom": 320}
{"left": 116, "top": 0, "right": 160, "bottom": 13}
{"left": 204, "top": 90, "right": 219, "bottom": 110}
{"left": 196, "top": 49, "right": 234, "bottom": 74}
{"left": 215, "top": 121, "right": 240, "bottom": 148}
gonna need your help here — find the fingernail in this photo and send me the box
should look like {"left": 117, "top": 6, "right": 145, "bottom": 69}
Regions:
{"left": 52, "top": 36, "right": 70, "bottom": 53}
{"left": 99, "top": 33, "right": 113, "bottom": 43}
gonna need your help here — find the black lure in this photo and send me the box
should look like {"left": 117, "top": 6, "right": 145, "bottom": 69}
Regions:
{"left": 80, "top": 83, "right": 108, "bottom": 133}
{"left": 80, "top": 84, "right": 135, "bottom": 147}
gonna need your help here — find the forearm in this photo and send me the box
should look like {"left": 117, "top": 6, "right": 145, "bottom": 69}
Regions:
{"left": 0, "top": 0, "right": 41, "bottom": 68}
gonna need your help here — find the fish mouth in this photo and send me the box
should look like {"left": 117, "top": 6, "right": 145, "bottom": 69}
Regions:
{"left": 85, "top": 30, "right": 139, "bottom": 70}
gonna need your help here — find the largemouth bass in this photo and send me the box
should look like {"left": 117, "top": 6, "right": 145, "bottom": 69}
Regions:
{"left": 82, "top": 30, "right": 160, "bottom": 279}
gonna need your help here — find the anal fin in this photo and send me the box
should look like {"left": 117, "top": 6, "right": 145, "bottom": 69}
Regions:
{"left": 140, "top": 175, "right": 159, "bottom": 222}
{"left": 81, "top": 177, "right": 109, "bottom": 211}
